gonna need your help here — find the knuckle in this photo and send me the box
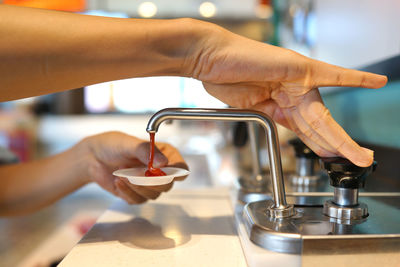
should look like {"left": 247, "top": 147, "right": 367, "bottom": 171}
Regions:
{"left": 360, "top": 74, "right": 367, "bottom": 87}
{"left": 309, "top": 118, "right": 321, "bottom": 131}
{"left": 321, "top": 107, "right": 331, "bottom": 118}
{"left": 335, "top": 73, "right": 343, "bottom": 86}
{"left": 302, "top": 128, "right": 315, "bottom": 139}
{"left": 309, "top": 108, "right": 330, "bottom": 130}
{"left": 334, "top": 140, "right": 346, "bottom": 151}
{"left": 292, "top": 126, "right": 302, "bottom": 137}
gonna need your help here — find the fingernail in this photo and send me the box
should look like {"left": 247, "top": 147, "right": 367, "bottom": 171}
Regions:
{"left": 357, "top": 148, "right": 374, "bottom": 167}
{"left": 363, "top": 147, "right": 374, "bottom": 157}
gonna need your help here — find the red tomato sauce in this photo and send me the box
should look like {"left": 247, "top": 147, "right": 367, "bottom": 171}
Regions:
{"left": 145, "top": 132, "right": 166, "bottom": 177}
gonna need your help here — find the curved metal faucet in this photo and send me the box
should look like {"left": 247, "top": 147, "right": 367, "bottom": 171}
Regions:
{"left": 247, "top": 122, "right": 263, "bottom": 183}
{"left": 146, "top": 108, "right": 294, "bottom": 217}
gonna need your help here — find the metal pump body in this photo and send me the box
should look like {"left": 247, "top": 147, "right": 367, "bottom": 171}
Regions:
{"left": 147, "top": 108, "right": 400, "bottom": 265}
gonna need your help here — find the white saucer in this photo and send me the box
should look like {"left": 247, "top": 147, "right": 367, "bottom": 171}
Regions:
{"left": 113, "top": 167, "right": 190, "bottom": 186}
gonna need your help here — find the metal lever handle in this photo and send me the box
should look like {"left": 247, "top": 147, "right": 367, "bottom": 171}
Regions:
{"left": 146, "top": 108, "right": 294, "bottom": 217}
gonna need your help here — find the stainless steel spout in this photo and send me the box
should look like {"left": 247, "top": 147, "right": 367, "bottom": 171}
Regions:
{"left": 146, "top": 108, "right": 294, "bottom": 217}
{"left": 247, "top": 122, "right": 263, "bottom": 181}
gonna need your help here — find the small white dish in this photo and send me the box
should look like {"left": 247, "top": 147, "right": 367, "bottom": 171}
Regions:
{"left": 113, "top": 167, "right": 190, "bottom": 186}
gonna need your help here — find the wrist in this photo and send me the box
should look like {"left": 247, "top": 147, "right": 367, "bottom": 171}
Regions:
{"left": 177, "top": 18, "right": 230, "bottom": 79}
{"left": 131, "top": 17, "right": 213, "bottom": 77}
{"left": 170, "top": 18, "right": 213, "bottom": 77}
{"left": 131, "top": 17, "right": 224, "bottom": 78}
{"left": 70, "top": 137, "right": 94, "bottom": 185}
{"left": 102, "top": 18, "right": 210, "bottom": 78}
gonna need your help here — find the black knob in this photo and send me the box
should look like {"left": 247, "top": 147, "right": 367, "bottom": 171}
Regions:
{"left": 288, "top": 138, "right": 318, "bottom": 159}
{"left": 233, "top": 122, "right": 248, "bottom": 147}
{"left": 320, "top": 157, "right": 377, "bottom": 189}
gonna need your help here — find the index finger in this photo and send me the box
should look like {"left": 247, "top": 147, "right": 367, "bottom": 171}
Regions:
{"left": 297, "top": 88, "right": 373, "bottom": 167}
{"left": 309, "top": 59, "right": 387, "bottom": 89}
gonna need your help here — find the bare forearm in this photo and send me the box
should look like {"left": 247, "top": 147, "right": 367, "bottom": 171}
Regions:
{"left": 0, "top": 5, "right": 206, "bottom": 101}
{"left": 0, "top": 142, "right": 90, "bottom": 216}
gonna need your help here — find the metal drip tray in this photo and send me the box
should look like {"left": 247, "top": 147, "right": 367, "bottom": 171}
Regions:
{"left": 243, "top": 196, "right": 400, "bottom": 256}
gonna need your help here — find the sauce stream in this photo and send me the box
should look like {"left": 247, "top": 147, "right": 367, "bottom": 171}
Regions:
{"left": 145, "top": 132, "right": 166, "bottom": 177}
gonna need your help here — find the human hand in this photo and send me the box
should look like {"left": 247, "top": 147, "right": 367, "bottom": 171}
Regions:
{"left": 81, "top": 131, "right": 188, "bottom": 204}
{"left": 185, "top": 25, "right": 387, "bottom": 166}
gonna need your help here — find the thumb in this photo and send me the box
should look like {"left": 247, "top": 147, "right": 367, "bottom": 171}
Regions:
{"left": 153, "top": 147, "right": 168, "bottom": 168}
{"left": 135, "top": 142, "right": 168, "bottom": 167}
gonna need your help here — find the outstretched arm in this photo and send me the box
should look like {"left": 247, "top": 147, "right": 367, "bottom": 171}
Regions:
{"left": 0, "top": 4, "right": 201, "bottom": 100}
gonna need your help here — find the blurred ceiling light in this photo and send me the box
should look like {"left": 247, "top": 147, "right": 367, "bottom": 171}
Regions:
{"left": 138, "top": 2, "right": 157, "bottom": 18}
{"left": 255, "top": 4, "right": 272, "bottom": 19}
{"left": 199, "top": 2, "right": 217, "bottom": 18}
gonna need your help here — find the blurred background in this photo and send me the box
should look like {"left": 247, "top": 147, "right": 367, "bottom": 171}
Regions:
{"left": 0, "top": 0, "right": 399, "bottom": 266}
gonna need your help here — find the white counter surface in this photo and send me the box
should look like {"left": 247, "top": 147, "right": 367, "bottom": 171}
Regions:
{"left": 60, "top": 188, "right": 247, "bottom": 267}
